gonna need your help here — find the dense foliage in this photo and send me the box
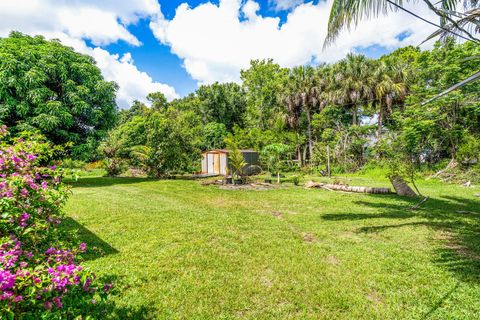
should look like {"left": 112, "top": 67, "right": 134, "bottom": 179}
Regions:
{"left": 103, "top": 40, "right": 479, "bottom": 182}
{"left": 0, "top": 32, "right": 118, "bottom": 161}
{"left": 0, "top": 126, "right": 111, "bottom": 318}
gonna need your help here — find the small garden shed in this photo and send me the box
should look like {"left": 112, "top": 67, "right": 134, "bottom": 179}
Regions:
{"left": 201, "top": 149, "right": 259, "bottom": 176}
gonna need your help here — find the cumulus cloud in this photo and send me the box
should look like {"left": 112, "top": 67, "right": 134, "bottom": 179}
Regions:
{"left": 269, "top": 0, "right": 305, "bottom": 11}
{"left": 151, "top": 0, "right": 439, "bottom": 84}
{"left": 0, "top": 0, "right": 178, "bottom": 108}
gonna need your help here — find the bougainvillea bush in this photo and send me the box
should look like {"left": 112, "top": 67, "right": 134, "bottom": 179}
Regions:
{"left": 0, "top": 125, "right": 111, "bottom": 319}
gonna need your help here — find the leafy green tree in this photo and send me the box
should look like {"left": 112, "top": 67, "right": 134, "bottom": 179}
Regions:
{"left": 98, "top": 130, "right": 127, "bottom": 176}
{"left": 261, "top": 143, "right": 290, "bottom": 183}
{"left": 401, "top": 40, "right": 480, "bottom": 162}
{"left": 241, "top": 59, "right": 288, "bottom": 130}
{"left": 147, "top": 92, "right": 168, "bottom": 111}
{"left": 144, "top": 108, "right": 202, "bottom": 177}
{"left": 195, "top": 82, "right": 246, "bottom": 130}
{"left": 202, "top": 122, "right": 228, "bottom": 150}
{"left": 0, "top": 32, "right": 118, "bottom": 160}
{"left": 118, "top": 100, "right": 149, "bottom": 124}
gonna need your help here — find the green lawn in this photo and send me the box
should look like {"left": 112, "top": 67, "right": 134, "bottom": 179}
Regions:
{"left": 63, "top": 175, "right": 480, "bottom": 319}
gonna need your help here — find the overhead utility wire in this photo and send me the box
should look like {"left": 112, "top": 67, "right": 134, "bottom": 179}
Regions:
{"left": 385, "top": 0, "right": 479, "bottom": 43}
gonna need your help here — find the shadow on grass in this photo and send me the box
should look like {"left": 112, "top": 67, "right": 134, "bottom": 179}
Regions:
{"left": 66, "top": 176, "right": 153, "bottom": 188}
{"left": 66, "top": 175, "right": 201, "bottom": 189}
{"left": 61, "top": 217, "right": 119, "bottom": 261}
{"left": 322, "top": 194, "right": 480, "bottom": 284}
{"left": 58, "top": 222, "right": 155, "bottom": 318}
{"left": 73, "top": 277, "right": 155, "bottom": 319}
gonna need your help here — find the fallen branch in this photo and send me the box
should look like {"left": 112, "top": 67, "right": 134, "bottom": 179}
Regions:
{"left": 410, "top": 196, "right": 429, "bottom": 210}
{"left": 305, "top": 181, "right": 392, "bottom": 194}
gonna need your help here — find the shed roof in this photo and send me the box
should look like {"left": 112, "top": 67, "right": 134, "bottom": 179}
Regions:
{"left": 203, "top": 149, "right": 258, "bottom": 154}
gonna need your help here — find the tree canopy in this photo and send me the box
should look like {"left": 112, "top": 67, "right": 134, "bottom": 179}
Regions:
{"left": 0, "top": 32, "right": 118, "bottom": 160}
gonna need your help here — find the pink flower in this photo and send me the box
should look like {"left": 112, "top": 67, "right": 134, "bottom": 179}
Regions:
{"left": 19, "top": 212, "right": 30, "bottom": 227}
{"left": 53, "top": 296, "right": 62, "bottom": 309}
{"left": 44, "top": 301, "right": 52, "bottom": 310}
{"left": 79, "top": 243, "right": 87, "bottom": 252}
{"left": 13, "top": 295, "right": 22, "bottom": 302}
{"left": 103, "top": 283, "right": 113, "bottom": 292}
{"left": 0, "top": 291, "right": 13, "bottom": 300}
{"left": 0, "top": 270, "right": 16, "bottom": 290}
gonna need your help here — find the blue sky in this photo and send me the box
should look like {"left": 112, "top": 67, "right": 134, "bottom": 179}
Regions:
{"left": 103, "top": 0, "right": 324, "bottom": 96}
{"left": 0, "top": 0, "right": 438, "bottom": 108}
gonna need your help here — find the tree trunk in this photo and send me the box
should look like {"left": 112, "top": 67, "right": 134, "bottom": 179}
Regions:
{"left": 389, "top": 175, "right": 418, "bottom": 197}
{"left": 352, "top": 106, "right": 358, "bottom": 126}
{"left": 297, "top": 146, "right": 302, "bottom": 164}
{"left": 307, "top": 110, "right": 313, "bottom": 160}
{"left": 377, "top": 106, "right": 383, "bottom": 138}
{"left": 277, "top": 172, "right": 280, "bottom": 184}
{"left": 326, "top": 145, "right": 331, "bottom": 177}
{"left": 305, "top": 181, "right": 392, "bottom": 194}
{"left": 302, "top": 145, "right": 308, "bottom": 166}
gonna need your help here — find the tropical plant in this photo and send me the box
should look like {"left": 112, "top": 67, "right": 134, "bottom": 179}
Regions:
{"left": 328, "top": 54, "right": 375, "bottom": 126}
{"left": 325, "top": 0, "right": 480, "bottom": 46}
{"left": 225, "top": 139, "right": 246, "bottom": 185}
{"left": 261, "top": 143, "right": 290, "bottom": 183}
{"left": 373, "top": 58, "right": 409, "bottom": 137}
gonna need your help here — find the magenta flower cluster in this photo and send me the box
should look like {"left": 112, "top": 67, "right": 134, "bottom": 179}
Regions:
{"left": 0, "top": 126, "right": 112, "bottom": 318}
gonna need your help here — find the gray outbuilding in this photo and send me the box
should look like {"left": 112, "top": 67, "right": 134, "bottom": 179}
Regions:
{"left": 201, "top": 149, "right": 259, "bottom": 176}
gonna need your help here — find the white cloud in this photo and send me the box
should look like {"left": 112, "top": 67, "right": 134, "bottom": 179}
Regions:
{"left": 269, "top": 0, "right": 305, "bottom": 11}
{"left": 0, "top": 0, "right": 178, "bottom": 108}
{"left": 91, "top": 50, "right": 179, "bottom": 108}
{"left": 151, "top": 0, "right": 439, "bottom": 84}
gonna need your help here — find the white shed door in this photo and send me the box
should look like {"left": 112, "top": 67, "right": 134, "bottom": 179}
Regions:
{"left": 207, "top": 154, "right": 214, "bottom": 173}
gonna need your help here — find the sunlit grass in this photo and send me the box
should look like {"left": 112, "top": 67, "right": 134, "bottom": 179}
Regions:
{"left": 64, "top": 175, "right": 480, "bottom": 319}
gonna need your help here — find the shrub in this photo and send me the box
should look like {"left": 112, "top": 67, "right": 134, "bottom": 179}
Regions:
{"left": 84, "top": 161, "right": 104, "bottom": 171}
{"left": 0, "top": 125, "right": 111, "bottom": 318}
{"left": 61, "top": 158, "right": 86, "bottom": 170}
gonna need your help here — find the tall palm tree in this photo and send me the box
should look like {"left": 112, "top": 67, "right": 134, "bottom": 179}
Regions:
{"left": 373, "top": 59, "right": 408, "bottom": 137}
{"left": 328, "top": 54, "right": 375, "bottom": 126}
{"left": 281, "top": 65, "right": 325, "bottom": 161}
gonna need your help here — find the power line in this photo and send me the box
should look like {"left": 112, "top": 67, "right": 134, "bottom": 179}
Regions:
{"left": 421, "top": 71, "right": 480, "bottom": 105}
{"left": 385, "top": 0, "right": 478, "bottom": 43}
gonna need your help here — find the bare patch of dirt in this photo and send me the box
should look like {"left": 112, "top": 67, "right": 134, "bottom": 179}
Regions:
{"left": 339, "top": 231, "right": 362, "bottom": 243}
{"left": 219, "top": 183, "right": 276, "bottom": 191}
{"left": 271, "top": 211, "right": 283, "bottom": 219}
{"left": 260, "top": 276, "right": 273, "bottom": 288}
{"left": 367, "top": 290, "right": 384, "bottom": 306}
{"left": 437, "top": 230, "right": 480, "bottom": 260}
{"left": 325, "top": 255, "right": 340, "bottom": 265}
{"left": 302, "top": 232, "right": 316, "bottom": 243}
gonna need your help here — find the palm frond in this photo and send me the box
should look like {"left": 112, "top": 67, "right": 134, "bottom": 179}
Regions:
{"left": 325, "top": 0, "right": 408, "bottom": 47}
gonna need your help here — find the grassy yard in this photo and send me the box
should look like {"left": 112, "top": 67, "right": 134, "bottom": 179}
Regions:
{"left": 63, "top": 174, "right": 480, "bottom": 319}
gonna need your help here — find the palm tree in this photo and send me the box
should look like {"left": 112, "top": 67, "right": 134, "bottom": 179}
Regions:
{"left": 328, "top": 54, "right": 375, "bottom": 126}
{"left": 325, "top": 0, "right": 480, "bottom": 46}
{"left": 281, "top": 65, "right": 327, "bottom": 161}
{"left": 373, "top": 59, "right": 408, "bottom": 137}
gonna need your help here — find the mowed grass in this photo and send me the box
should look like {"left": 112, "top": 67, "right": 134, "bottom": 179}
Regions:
{"left": 63, "top": 175, "right": 480, "bottom": 319}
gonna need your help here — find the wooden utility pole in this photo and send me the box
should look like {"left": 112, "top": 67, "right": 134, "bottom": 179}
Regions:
{"left": 326, "top": 145, "right": 331, "bottom": 177}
